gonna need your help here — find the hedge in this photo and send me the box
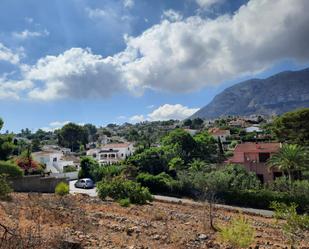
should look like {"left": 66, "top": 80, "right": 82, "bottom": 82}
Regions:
{"left": 0, "top": 161, "right": 23, "bottom": 177}
{"left": 219, "top": 189, "right": 309, "bottom": 212}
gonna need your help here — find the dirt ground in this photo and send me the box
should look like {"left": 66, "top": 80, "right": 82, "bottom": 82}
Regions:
{"left": 0, "top": 193, "right": 308, "bottom": 249}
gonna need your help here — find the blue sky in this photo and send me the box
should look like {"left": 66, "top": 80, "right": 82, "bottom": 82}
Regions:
{"left": 0, "top": 0, "right": 308, "bottom": 132}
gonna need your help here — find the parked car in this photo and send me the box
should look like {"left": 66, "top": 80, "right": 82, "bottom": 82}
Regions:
{"left": 74, "top": 178, "right": 95, "bottom": 189}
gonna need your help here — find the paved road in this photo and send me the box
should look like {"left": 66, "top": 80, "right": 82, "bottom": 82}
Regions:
{"left": 69, "top": 180, "right": 273, "bottom": 217}
{"left": 154, "top": 195, "right": 274, "bottom": 217}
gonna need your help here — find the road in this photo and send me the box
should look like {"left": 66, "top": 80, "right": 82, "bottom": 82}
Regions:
{"left": 69, "top": 180, "right": 274, "bottom": 217}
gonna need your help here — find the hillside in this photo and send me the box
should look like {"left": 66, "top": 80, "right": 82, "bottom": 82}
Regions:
{"left": 2, "top": 193, "right": 307, "bottom": 248}
{"left": 191, "top": 68, "right": 309, "bottom": 119}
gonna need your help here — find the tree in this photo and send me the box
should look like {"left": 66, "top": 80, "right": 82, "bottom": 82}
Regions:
{"left": 272, "top": 108, "right": 309, "bottom": 146}
{"left": 0, "top": 135, "right": 16, "bottom": 160}
{"left": 0, "top": 118, "right": 3, "bottom": 130}
{"left": 58, "top": 123, "right": 88, "bottom": 152}
{"left": 191, "top": 118, "right": 204, "bottom": 129}
{"left": 84, "top": 123, "right": 97, "bottom": 142}
{"left": 268, "top": 144, "right": 308, "bottom": 181}
{"left": 183, "top": 119, "right": 192, "bottom": 127}
{"left": 162, "top": 129, "right": 196, "bottom": 163}
{"left": 127, "top": 147, "right": 169, "bottom": 175}
{"left": 193, "top": 131, "right": 217, "bottom": 162}
{"left": 78, "top": 156, "right": 100, "bottom": 179}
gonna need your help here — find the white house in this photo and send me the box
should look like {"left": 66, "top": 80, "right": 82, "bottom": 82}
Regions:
{"left": 32, "top": 151, "right": 75, "bottom": 173}
{"left": 87, "top": 143, "right": 134, "bottom": 165}
{"left": 245, "top": 125, "right": 262, "bottom": 133}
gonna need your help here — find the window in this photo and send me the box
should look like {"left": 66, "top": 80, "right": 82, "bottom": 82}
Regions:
{"left": 53, "top": 157, "right": 57, "bottom": 162}
{"left": 259, "top": 153, "right": 270, "bottom": 163}
{"left": 257, "top": 174, "right": 264, "bottom": 184}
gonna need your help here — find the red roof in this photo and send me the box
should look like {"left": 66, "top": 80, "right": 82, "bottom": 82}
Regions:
{"left": 233, "top": 143, "right": 281, "bottom": 153}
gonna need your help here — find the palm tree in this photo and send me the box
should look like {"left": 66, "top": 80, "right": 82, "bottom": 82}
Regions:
{"left": 268, "top": 144, "right": 308, "bottom": 181}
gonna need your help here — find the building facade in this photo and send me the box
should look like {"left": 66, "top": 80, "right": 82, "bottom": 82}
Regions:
{"left": 87, "top": 143, "right": 134, "bottom": 165}
{"left": 227, "top": 142, "right": 282, "bottom": 183}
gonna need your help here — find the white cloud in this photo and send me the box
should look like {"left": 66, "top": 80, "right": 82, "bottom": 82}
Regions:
{"left": 3, "top": 0, "right": 309, "bottom": 101}
{"left": 129, "top": 115, "right": 145, "bottom": 123}
{"left": 25, "top": 48, "right": 124, "bottom": 100}
{"left": 0, "top": 43, "right": 21, "bottom": 65}
{"left": 146, "top": 105, "right": 155, "bottom": 109}
{"left": 0, "top": 78, "right": 33, "bottom": 100}
{"left": 49, "top": 121, "right": 70, "bottom": 127}
{"left": 162, "top": 9, "right": 183, "bottom": 22}
{"left": 123, "top": 0, "right": 134, "bottom": 8}
{"left": 129, "top": 104, "right": 199, "bottom": 123}
{"left": 41, "top": 120, "right": 71, "bottom": 132}
{"left": 195, "top": 0, "right": 224, "bottom": 8}
{"left": 117, "top": 0, "right": 309, "bottom": 94}
{"left": 148, "top": 104, "right": 199, "bottom": 121}
{"left": 12, "top": 29, "right": 49, "bottom": 40}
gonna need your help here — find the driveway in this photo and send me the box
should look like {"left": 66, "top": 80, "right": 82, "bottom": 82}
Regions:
{"left": 69, "top": 180, "right": 97, "bottom": 197}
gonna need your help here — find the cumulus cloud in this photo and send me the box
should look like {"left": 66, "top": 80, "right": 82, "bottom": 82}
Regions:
{"left": 12, "top": 29, "right": 49, "bottom": 39}
{"left": 148, "top": 104, "right": 199, "bottom": 121}
{"left": 0, "top": 78, "right": 33, "bottom": 99}
{"left": 3, "top": 0, "right": 309, "bottom": 101}
{"left": 0, "top": 43, "right": 21, "bottom": 65}
{"left": 129, "top": 115, "right": 145, "bottom": 123}
{"left": 25, "top": 48, "right": 124, "bottom": 100}
{"left": 129, "top": 104, "right": 199, "bottom": 123}
{"left": 195, "top": 0, "right": 224, "bottom": 8}
{"left": 117, "top": 0, "right": 309, "bottom": 94}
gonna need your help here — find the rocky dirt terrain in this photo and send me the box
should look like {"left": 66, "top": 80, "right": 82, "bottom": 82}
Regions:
{"left": 0, "top": 193, "right": 308, "bottom": 249}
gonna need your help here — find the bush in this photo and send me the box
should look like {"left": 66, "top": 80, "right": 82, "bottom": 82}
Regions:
{"left": 97, "top": 177, "right": 153, "bottom": 205}
{"left": 219, "top": 216, "right": 255, "bottom": 248}
{"left": 118, "top": 198, "right": 130, "bottom": 207}
{"left": 136, "top": 172, "right": 176, "bottom": 194}
{"left": 270, "top": 202, "right": 309, "bottom": 247}
{"left": 55, "top": 182, "right": 69, "bottom": 196}
{"left": 220, "top": 189, "right": 309, "bottom": 212}
{"left": 0, "top": 160, "right": 23, "bottom": 177}
{"left": 0, "top": 174, "right": 12, "bottom": 200}
{"left": 90, "top": 164, "right": 125, "bottom": 182}
{"left": 63, "top": 165, "right": 77, "bottom": 173}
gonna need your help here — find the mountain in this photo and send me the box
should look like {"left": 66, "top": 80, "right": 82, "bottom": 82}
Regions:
{"left": 191, "top": 68, "right": 309, "bottom": 119}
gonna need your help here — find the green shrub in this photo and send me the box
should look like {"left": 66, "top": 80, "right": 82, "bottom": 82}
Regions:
{"left": 136, "top": 172, "right": 176, "bottom": 194}
{"left": 90, "top": 164, "right": 125, "bottom": 182}
{"left": 97, "top": 177, "right": 153, "bottom": 205}
{"left": 55, "top": 182, "right": 69, "bottom": 196}
{"left": 270, "top": 202, "right": 309, "bottom": 247}
{"left": 219, "top": 216, "right": 255, "bottom": 248}
{"left": 220, "top": 189, "right": 309, "bottom": 212}
{"left": 0, "top": 161, "right": 23, "bottom": 177}
{"left": 118, "top": 198, "right": 130, "bottom": 207}
{"left": 0, "top": 174, "right": 12, "bottom": 200}
{"left": 63, "top": 165, "right": 77, "bottom": 173}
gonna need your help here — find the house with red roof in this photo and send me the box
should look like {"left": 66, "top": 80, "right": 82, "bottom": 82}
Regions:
{"left": 227, "top": 142, "right": 282, "bottom": 183}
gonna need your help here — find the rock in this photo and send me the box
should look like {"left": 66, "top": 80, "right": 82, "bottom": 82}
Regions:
{"left": 152, "top": 234, "right": 160, "bottom": 240}
{"left": 197, "top": 234, "right": 208, "bottom": 240}
{"left": 59, "top": 239, "right": 83, "bottom": 249}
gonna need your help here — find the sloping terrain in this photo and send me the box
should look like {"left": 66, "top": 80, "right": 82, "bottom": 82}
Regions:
{"left": 1, "top": 193, "right": 308, "bottom": 248}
